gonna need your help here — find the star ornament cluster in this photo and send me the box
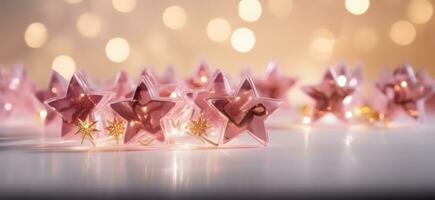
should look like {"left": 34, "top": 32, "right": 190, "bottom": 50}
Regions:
{"left": 302, "top": 65, "right": 362, "bottom": 122}
{"left": 209, "top": 77, "right": 282, "bottom": 146}
{"left": 376, "top": 64, "right": 434, "bottom": 121}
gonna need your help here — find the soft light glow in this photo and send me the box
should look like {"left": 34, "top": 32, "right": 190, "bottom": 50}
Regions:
{"left": 206, "top": 18, "right": 231, "bottom": 42}
{"left": 4, "top": 103, "right": 12, "bottom": 111}
{"left": 337, "top": 75, "right": 347, "bottom": 87}
{"left": 390, "top": 20, "right": 416, "bottom": 46}
{"left": 52, "top": 55, "right": 76, "bottom": 80}
{"left": 24, "top": 22, "right": 48, "bottom": 48}
{"left": 163, "top": 6, "right": 187, "bottom": 30}
{"left": 303, "top": 116, "right": 312, "bottom": 124}
{"left": 105, "top": 37, "right": 130, "bottom": 63}
{"left": 65, "top": 0, "right": 82, "bottom": 4}
{"left": 76, "top": 13, "right": 102, "bottom": 38}
{"left": 345, "top": 0, "right": 370, "bottom": 15}
{"left": 353, "top": 27, "right": 378, "bottom": 51}
{"left": 401, "top": 81, "right": 408, "bottom": 88}
{"left": 407, "top": 0, "right": 433, "bottom": 24}
{"left": 112, "top": 0, "right": 137, "bottom": 13}
{"left": 268, "top": 0, "right": 293, "bottom": 18}
{"left": 309, "top": 29, "right": 335, "bottom": 61}
{"left": 345, "top": 111, "right": 353, "bottom": 119}
{"left": 39, "top": 110, "right": 48, "bottom": 120}
{"left": 343, "top": 96, "right": 353, "bottom": 105}
{"left": 238, "top": 0, "right": 263, "bottom": 22}
{"left": 231, "top": 27, "right": 256, "bottom": 53}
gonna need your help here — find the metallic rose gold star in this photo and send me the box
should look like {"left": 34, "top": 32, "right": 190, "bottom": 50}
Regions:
{"left": 47, "top": 72, "right": 108, "bottom": 137}
{"left": 208, "top": 76, "right": 281, "bottom": 146}
{"left": 302, "top": 65, "right": 361, "bottom": 122}
{"left": 254, "top": 61, "right": 297, "bottom": 104}
{"left": 110, "top": 76, "right": 177, "bottom": 143}
{"left": 35, "top": 71, "right": 67, "bottom": 124}
{"left": 185, "top": 60, "right": 213, "bottom": 89}
{"left": 376, "top": 64, "right": 433, "bottom": 120}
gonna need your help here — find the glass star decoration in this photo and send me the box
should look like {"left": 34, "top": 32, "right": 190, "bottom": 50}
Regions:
{"left": 301, "top": 65, "right": 362, "bottom": 123}
{"left": 105, "top": 117, "right": 125, "bottom": 144}
{"left": 208, "top": 76, "right": 281, "bottom": 146}
{"left": 109, "top": 70, "right": 134, "bottom": 100}
{"left": 375, "top": 64, "right": 433, "bottom": 121}
{"left": 254, "top": 61, "right": 297, "bottom": 106}
{"left": 110, "top": 76, "right": 176, "bottom": 143}
{"left": 47, "top": 72, "right": 107, "bottom": 137}
{"left": 35, "top": 71, "right": 67, "bottom": 124}
{"left": 185, "top": 60, "right": 213, "bottom": 89}
{"left": 75, "top": 118, "right": 98, "bottom": 146}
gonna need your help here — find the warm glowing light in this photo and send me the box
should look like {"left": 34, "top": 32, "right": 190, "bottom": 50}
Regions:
{"left": 345, "top": 111, "right": 353, "bottom": 119}
{"left": 343, "top": 96, "right": 353, "bottom": 105}
{"left": 238, "top": 0, "right": 263, "bottom": 22}
{"left": 345, "top": 0, "right": 370, "bottom": 15}
{"left": 390, "top": 20, "right": 416, "bottom": 46}
{"left": 76, "top": 13, "right": 102, "bottom": 38}
{"left": 401, "top": 81, "right": 408, "bottom": 87}
{"left": 309, "top": 29, "right": 335, "bottom": 62}
{"left": 24, "top": 22, "right": 48, "bottom": 48}
{"left": 4, "top": 103, "right": 12, "bottom": 111}
{"left": 407, "top": 0, "right": 433, "bottom": 24}
{"left": 112, "top": 0, "right": 137, "bottom": 13}
{"left": 268, "top": 0, "right": 293, "bottom": 18}
{"left": 231, "top": 27, "right": 256, "bottom": 53}
{"left": 65, "top": 0, "right": 82, "bottom": 4}
{"left": 353, "top": 27, "right": 378, "bottom": 51}
{"left": 52, "top": 55, "right": 76, "bottom": 80}
{"left": 39, "top": 110, "right": 48, "bottom": 119}
{"left": 163, "top": 6, "right": 187, "bottom": 30}
{"left": 337, "top": 75, "right": 347, "bottom": 87}
{"left": 105, "top": 37, "right": 130, "bottom": 63}
{"left": 206, "top": 18, "right": 231, "bottom": 42}
{"left": 303, "top": 116, "right": 312, "bottom": 124}
{"left": 170, "top": 92, "right": 177, "bottom": 98}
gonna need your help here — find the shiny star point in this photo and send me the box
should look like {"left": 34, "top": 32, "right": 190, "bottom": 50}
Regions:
{"left": 188, "top": 114, "right": 211, "bottom": 137}
{"left": 105, "top": 118, "right": 125, "bottom": 144}
{"left": 75, "top": 119, "right": 98, "bottom": 146}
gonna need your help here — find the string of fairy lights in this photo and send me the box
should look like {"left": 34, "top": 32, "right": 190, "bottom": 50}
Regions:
{"left": 21, "top": 0, "right": 434, "bottom": 81}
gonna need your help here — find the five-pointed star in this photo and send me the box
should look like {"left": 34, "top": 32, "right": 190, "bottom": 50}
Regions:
{"left": 109, "top": 70, "right": 134, "bottom": 99}
{"left": 47, "top": 72, "right": 106, "bottom": 137}
{"left": 302, "top": 66, "right": 359, "bottom": 122}
{"left": 190, "top": 70, "right": 233, "bottom": 122}
{"left": 110, "top": 76, "right": 177, "bottom": 143}
{"left": 208, "top": 77, "right": 281, "bottom": 146}
{"left": 254, "top": 61, "right": 297, "bottom": 101}
{"left": 376, "top": 64, "right": 433, "bottom": 120}
{"left": 185, "top": 60, "right": 213, "bottom": 89}
{"left": 35, "top": 71, "right": 67, "bottom": 124}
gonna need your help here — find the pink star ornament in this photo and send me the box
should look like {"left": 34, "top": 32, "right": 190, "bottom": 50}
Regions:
{"left": 35, "top": 70, "right": 67, "bottom": 124}
{"left": 208, "top": 76, "right": 282, "bottom": 146}
{"left": 110, "top": 76, "right": 177, "bottom": 143}
{"left": 185, "top": 60, "right": 213, "bottom": 89}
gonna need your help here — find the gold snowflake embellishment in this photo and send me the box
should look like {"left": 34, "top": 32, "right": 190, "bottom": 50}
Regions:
{"left": 75, "top": 119, "right": 99, "bottom": 146}
{"left": 188, "top": 114, "right": 211, "bottom": 137}
{"left": 105, "top": 118, "right": 125, "bottom": 144}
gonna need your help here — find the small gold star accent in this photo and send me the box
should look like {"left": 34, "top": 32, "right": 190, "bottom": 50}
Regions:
{"left": 188, "top": 114, "right": 211, "bottom": 137}
{"left": 75, "top": 119, "right": 99, "bottom": 146}
{"left": 105, "top": 118, "right": 125, "bottom": 144}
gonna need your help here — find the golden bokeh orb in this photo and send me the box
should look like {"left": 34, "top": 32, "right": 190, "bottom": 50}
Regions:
{"left": 52, "top": 55, "right": 76, "bottom": 80}
{"left": 345, "top": 0, "right": 370, "bottom": 15}
{"left": 206, "top": 18, "right": 231, "bottom": 42}
{"left": 76, "top": 13, "right": 102, "bottom": 38}
{"left": 231, "top": 27, "right": 256, "bottom": 53}
{"left": 390, "top": 20, "right": 416, "bottom": 46}
{"left": 163, "top": 6, "right": 187, "bottom": 30}
{"left": 238, "top": 0, "right": 263, "bottom": 22}
{"left": 24, "top": 22, "right": 48, "bottom": 48}
{"left": 105, "top": 37, "right": 130, "bottom": 63}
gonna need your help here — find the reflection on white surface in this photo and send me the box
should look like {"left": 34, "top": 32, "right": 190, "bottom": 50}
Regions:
{"left": 1, "top": 121, "right": 435, "bottom": 195}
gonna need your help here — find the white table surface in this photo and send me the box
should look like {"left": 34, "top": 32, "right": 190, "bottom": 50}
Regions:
{"left": 0, "top": 116, "right": 435, "bottom": 198}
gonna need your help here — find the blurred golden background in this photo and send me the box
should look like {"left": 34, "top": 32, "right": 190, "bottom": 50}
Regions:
{"left": 0, "top": 0, "right": 434, "bottom": 93}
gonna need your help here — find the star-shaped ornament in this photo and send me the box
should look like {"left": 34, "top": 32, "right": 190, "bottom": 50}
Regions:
{"left": 110, "top": 76, "right": 177, "bottom": 143}
{"left": 254, "top": 61, "right": 297, "bottom": 105}
{"left": 35, "top": 71, "right": 67, "bottom": 124}
{"left": 105, "top": 117, "right": 125, "bottom": 144}
{"left": 209, "top": 76, "right": 281, "bottom": 146}
{"left": 302, "top": 65, "right": 362, "bottom": 122}
{"left": 376, "top": 64, "right": 433, "bottom": 121}
{"left": 75, "top": 118, "right": 98, "bottom": 146}
{"left": 47, "top": 72, "right": 108, "bottom": 137}
{"left": 185, "top": 60, "right": 213, "bottom": 89}
{"left": 109, "top": 70, "right": 134, "bottom": 100}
